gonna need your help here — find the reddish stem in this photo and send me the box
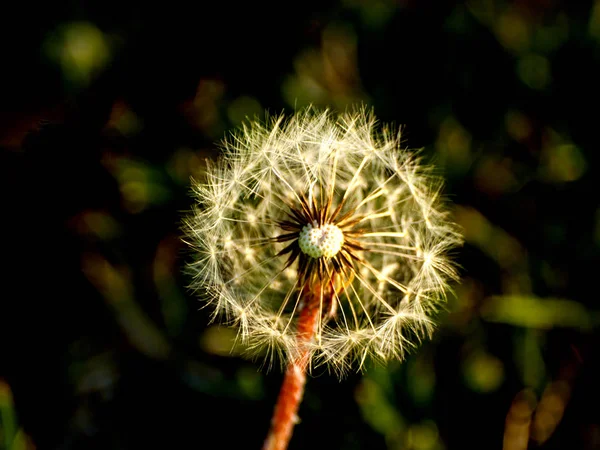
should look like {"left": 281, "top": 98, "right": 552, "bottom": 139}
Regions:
{"left": 262, "top": 286, "right": 324, "bottom": 450}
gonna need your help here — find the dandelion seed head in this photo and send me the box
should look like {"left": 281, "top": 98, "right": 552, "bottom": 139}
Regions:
{"left": 184, "top": 106, "right": 462, "bottom": 376}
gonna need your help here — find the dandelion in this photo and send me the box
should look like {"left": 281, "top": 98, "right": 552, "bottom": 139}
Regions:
{"left": 185, "top": 107, "right": 462, "bottom": 450}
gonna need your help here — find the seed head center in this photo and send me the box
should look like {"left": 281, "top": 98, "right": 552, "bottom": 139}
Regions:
{"left": 298, "top": 221, "right": 344, "bottom": 259}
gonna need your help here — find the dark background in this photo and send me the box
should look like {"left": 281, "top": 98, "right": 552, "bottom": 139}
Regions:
{"left": 2, "top": 1, "right": 600, "bottom": 449}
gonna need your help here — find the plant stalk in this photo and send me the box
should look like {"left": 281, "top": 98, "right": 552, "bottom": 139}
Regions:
{"left": 262, "top": 286, "right": 325, "bottom": 450}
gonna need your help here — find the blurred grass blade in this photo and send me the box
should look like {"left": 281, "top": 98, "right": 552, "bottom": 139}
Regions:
{"left": 481, "top": 295, "right": 596, "bottom": 330}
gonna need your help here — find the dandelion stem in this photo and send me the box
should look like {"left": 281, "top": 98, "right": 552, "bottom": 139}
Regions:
{"left": 262, "top": 285, "right": 325, "bottom": 450}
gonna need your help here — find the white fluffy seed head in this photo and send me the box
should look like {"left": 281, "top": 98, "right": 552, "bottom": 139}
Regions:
{"left": 298, "top": 222, "right": 344, "bottom": 259}
{"left": 184, "top": 106, "right": 463, "bottom": 377}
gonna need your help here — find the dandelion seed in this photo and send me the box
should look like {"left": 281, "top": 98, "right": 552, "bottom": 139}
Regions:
{"left": 184, "top": 106, "right": 462, "bottom": 450}
{"left": 185, "top": 106, "right": 461, "bottom": 372}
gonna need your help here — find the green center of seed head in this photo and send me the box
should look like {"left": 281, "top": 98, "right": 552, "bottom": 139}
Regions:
{"left": 298, "top": 221, "right": 344, "bottom": 259}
